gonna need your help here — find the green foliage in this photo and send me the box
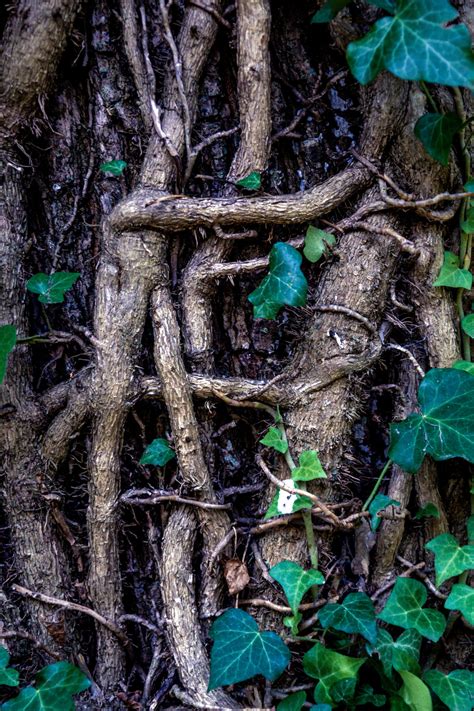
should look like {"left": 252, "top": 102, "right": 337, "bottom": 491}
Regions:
{"left": 461, "top": 314, "right": 474, "bottom": 339}
{"left": 303, "top": 226, "right": 336, "bottom": 264}
{"left": 0, "top": 325, "right": 16, "bottom": 385}
{"left": 414, "top": 113, "right": 462, "bottom": 165}
{"left": 139, "top": 438, "right": 175, "bottom": 466}
{"left": 424, "top": 669, "right": 474, "bottom": 711}
{"left": 311, "top": 0, "right": 351, "bottom": 23}
{"left": 377, "top": 578, "right": 446, "bottom": 641}
{"left": 397, "top": 670, "right": 432, "bottom": 711}
{"left": 99, "top": 159, "right": 127, "bottom": 175}
{"left": 388, "top": 367, "right": 474, "bottom": 473}
{"left": 26, "top": 272, "right": 80, "bottom": 305}
{"left": 208, "top": 609, "right": 290, "bottom": 690}
{"left": 366, "top": 628, "right": 421, "bottom": 677}
{"left": 368, "top": 494, "right": 400, "bottom": 531}
{"left": 352, "top": 684, "right": 386, "bottom": 707}
{"left": 283, "top": 611, "right": 303, "bottom": 636}
{"left": 318, "top": 593, "right": 377, "bottom": 644}
{"left": 260, "top": 426, "right": 288, "bottom": 453}
{"left": 303, "top": 643, "right": 365, "bottom": 705}
{"left": 236, "top": 171, "right": 261, "bottom": 190}
{"left": 292, "top": 450, "right": 327, "bottom": 482}
{"left": 452, "top": 359, "right": 474, "bottom": 375}
{"left": 0, "top": 647, "right": 19, "bottom": 688}
{"left": 2, "top": 661, "right": 90, "bottom": 710}
{"left": 269, "top": 560, "right": 324, "bottom": 615}
{"left": 444, "top": 584, "right": 474, "bottom": 625}
{"left": 433, "top": 252, "right": 473, "bottom": 290}
{"left": 346, "top": 0, "right": 474, "bottom": 88}
{"left": 277, "top": 690, "right": 306, "bottom": 711}
{"left": 414, "top": 503, "right": 440, "bottom": 520}
{"left": 248, "top": 243, "right": 307, "bottom": 319}
{"left": 265, "top": 480, "right": 313, "bottom": 518}
{"left": 425, "top": 533, "right": 474, "bottom": 586}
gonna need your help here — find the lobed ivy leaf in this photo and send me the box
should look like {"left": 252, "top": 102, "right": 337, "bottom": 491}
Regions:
{"left": 425, "top": 533, "right": 474, "bottom": 586}
{"left": 303, "top": 643, "right": 366, "bottom": 705}
{"left": 397, "top": 670, "right": 432, "bottom": 711}
{"left": 236, "top": 171, "right": 261, "bottom": 190}
{"left": 26, "top": 272, "right": 80, "bottom": 304}
{"left": 318, "top": 592, "right": 377, "bottom": 644}
{"left": 283, "top": 611, "right": 303, "bottom": 636}
{"left": 277, "top": 690, "right": 306, "bottom": 711}
{"left": 388, "top": 367, "right": 474, "bottom": 474}
{"left": 270, "top": 560, "right": 324, "bottom": 615}
{"left": 433, "top": 252, "right": 472, "bottom": 290}
{"left": 311, "top": 0, "right": 351, "bottom": 23}
{"left": 353, "top": 684, "right": 386, "bottom": 707}
{"left": 367, "top": 628, "right": 421, "bottom": 678}
{"left": 377, "top": 578, "right": 446, "bottom": 641}
{"left": 0, "top": 325, "right": 16, "bottom": 385}
{"left": 260, "top": 426, "right": 288, "bottom": 454}
{"left": 303, "top": 226, "right": 336, "bottom": 264}
{"left": 292, "top": 450, "right": 327, "bottom": 482}
{"left": 368, "top": 494, "right": 400, "bottom": 531}
{"left": 424, "top": 669, "right": 474, "bottom": 711}
{"left": 414, "top": 503, "right": 440, "bottom": 520}
{"left": 444, "top": 584, "right": 474, "bottom": 625}
{"left": 208, "top": 608, "right": 290, "bottom": 690}
{"left": 99, "top": 159, "right": 127, "bottom": 175}
{"left": 346, "top": 0, "right": 474, "bottom": 88}
{"left": 452, "top": 359, "right": 474, "bottom": 376}
{"left": 0, "top": 646, "right": 19, "bottom": 687}
{"left": 248, "top": 243, "right": 308, "bottom": 320}
{"left": 330, "top": 678, "right": 358, "bottom": 705}
{"left": 265, "top": 480, "right": 313, "bottom": 518}
{"left": 2, "top": 661, "right": 90, "bottom": 710}
{"left": 139, "top": 438, "right": 175, "bottom": 466}
{"left": 414, "top": 113, "right": 462, "bottom": 166}
{"left": 461, "top": 314, "right": 474, "bottom": 339}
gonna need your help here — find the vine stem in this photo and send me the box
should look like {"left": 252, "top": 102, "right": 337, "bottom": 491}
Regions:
{"left": 362, "top": 459, "right": 392, "bottom": 512}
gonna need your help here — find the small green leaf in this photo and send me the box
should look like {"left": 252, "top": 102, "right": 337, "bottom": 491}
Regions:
{"left": 377, "top": 578, "right": 446, "bottom": 642}
{"left": 236, "top": 171, "right": 261, "bottom": 190}
{"left": 0, "top": 646, "right": 19, "bottom": 687}
{"left": 444, "top": 584, "right": 474, "bottom": 625}
{"left": 248, "top": 242, "right": 308, "bottom": 320}
{"left": 311, "top": 0, "right": 351, "bottom": 23}
{"left": 283, "top": 612, "right": 303, "bottom": 636}
{"left": 461, "top": 314, "right": 474, "bottom": 339}
{"left": 208, "top": 608, "right": 290, "bottom": 690}
{"left": 414, "top": 503, "right": 440, "bottom": 520}
{"left": 26, "top": 272, "right": 80, "bottom": 304}
{"left": 139, "top": 438, "right": 175, "bottom": 466}
{"left": 452, "top": 360, "right": 474, "bottom": 376}
{"left": 388, "top": 368, "right": 474, "bottom": 474}
{"left": 318, "top": 592, "right": 377, "bottom": 644}
{"left": 331, "top": 677, "right": 357, "bottom": 705}
{"left": 354, "top": 684, "right": 386, "bottom": 707}
{"left": 425, "top": 533, "right": 474, "bottom": 586}
{"left": 0, "top": 325, "right": 16, "bottom": 385}
{"left": 264, "top": 480, "right": 313, "bottom": 519}
{"left": 346, "top": 0, "right": 474, "bottom": 88}
{"left": 292, "top": 450, "right": 327, "bottom": 482}
{"left": 260, "top": 426, "right": 288, "bottom": 454}
{"left": 397, "top": 670, "right": 432, "bottom": 711}
{"left": 368, "top": 494, "right": 400, "bottom": 531}
{"left": 424, "top": 669, "right": 474, "bottom": 711}
{"left": 461, "top": 205, "right": 474, "bottom": 233}
{"left": 99, "top": 159, "right": 127, "bottom": 175}
{"left": 277, "top": 691, "right": 306, "bottom": 711}
{"left": 303, "top": 643, "right": 365, "bottom": 705}
{"left": 433, "top": 252, "right": 472, "bottom": 290}
{"left": 367, "top": 628, "right": 422, "bottom": 678}
{"left": 2, "top": 661, "right": 90, "bottom": 710}
{"left": 414, "top": 113, "right": 462, "bottom": 166}
{"left": 303, "top": 226, "right": 336, "bottom": 264}
{"left": 270, "top": 560, "right": 324, "bottom": 615}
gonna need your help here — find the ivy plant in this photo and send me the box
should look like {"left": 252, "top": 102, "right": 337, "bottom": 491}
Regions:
{"left": 99, "top": 159, "right": 127, "bottom": 175}
{"left": 425, "top": 533, "right": 474, "bottom": 586}
{"left": 424, "top": 669, "right": 474, "bottom": 711}
{"left": 139, "top": 438, "right": 175, "bottom": 466}
{"left": 236, "top": 171, "right": 261, "bottom": 190}
{"left": 318, "top": 593, "right": 377, "bottom": 644}
{"left": 26, "top": 272, "right": 80, "bottom": 305}
{"left": 377, "top": 578, "right": 446, "bottom": 641}
{"left": 270, "top": 560, "right": 324, "bottom": 615}
{"left": 248, "top": 242, "right": 307, "bottom": 319}
{"left": 414, "top": 112, "right": 463, "bottom": 166}
{"left": 0, "top": 648, "right": 19, "bottom": 688}
{"left": 1, "top": 661, "right": 90, "bottom": 710}
{"left": 0, "top": 325, "right": 16, "bottom": 385}
{"left": 444, "top": 583, "right": 474, "bottom": 625}
{"left": 433, "top": 251, "right": 473, "bottom": 290}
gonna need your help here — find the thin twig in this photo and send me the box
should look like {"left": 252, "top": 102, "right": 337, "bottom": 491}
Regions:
{"left": 351, "top": 221, "right": 419, "bottom": 256}
{"left": 316, "top": 304, "right": 377, "bottom": 334}
{"left": 239, "top": 598, "right": 326, "bottom": 614}
{"left": 0, "top": 629, "right": 61, "bottom": 660}
{"left": 385, "top": 344, "right": 425, "bottom": 378}
{"left": 121, "top": 489, "right": 231, "bottom": 511}
{"left": 189, "top": 0, "right": 232, "bottom": 28}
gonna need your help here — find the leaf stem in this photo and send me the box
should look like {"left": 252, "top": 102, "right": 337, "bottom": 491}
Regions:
{"left": 419, "top": 81, "right": 439, "bottom": 114}
{"left": 362, "top": 460, "right": 392, "bottom": 512}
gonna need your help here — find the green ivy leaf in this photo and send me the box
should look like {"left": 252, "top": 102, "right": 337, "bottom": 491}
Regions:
{"left": 461, "top": 205, "right": 474, "bottom": 233}
{"left": 277, "top": 691, "right": 306, "bottom": 711}
{"left": 367, "top": 628, "right": 422, "bottom": 677}
{"left": 2, "top": 661, "right": 90, "bottom": 710}
{"left": 236, "top": 171, "right": 261, "bottom": 190}
{"left": 0, "top": 325, "right": 16, "bottom": 385}
{"left": 452, "top": 359, "right": 474, "bottom": 376}
{"left": 461, "top": 314, "right": 474, "bottom": 339}
{"left": 414, "top": 113, "right": 462, "bottom": 166}
{"left": 270, "top": 560, "right": 324, "bottom": 615}
{"left": 264, "top": 480, "right": 313, "bottom": 518}
{"left": 139, "top": 438, "right": 175, "bottom": 466}
{"left": 26, "top": 272, "right": 80, "bottom": 305}
{"left": 377, "top": 578, "right": 446, "bottom": 642}
{"left": 292, "top": 451, "right": 327, "bottom": 482}
{"left": 425, "top": 533, "right": 474, "bottom": 586}
{"left": 433, "top": 252, "right": 473, "bottom": 290}
{"left": 311, "top": 0, "right": 351, "bottom": 23}
{"left": 397, "top": 670, "right": 432, "bottom": 711}
{"left": 303, "top": 643, "right": 365, "bottom": 705}
{"left": 208, "top": 608, "right": 290, "bottom": 690}
{"left": 388, "top": 367, "right": 474, "bottom": 474}
{"left": 99, "top": 159, "right": 127, "bottom": 175}
{"left": 260, "top": 426, "right": 288, "bottom": 454}
{"left": 283, "top": 612, "right": 303, "bottom": 636}
{"left": 0, "top": 647, "right": 19, "bottom": 687}
{"left": 444, "top": 584, "right": 474, "bottom": 625}
{"left": 354, "top": 684, "right": 386, "bottom": 707}
{"left": 331, "top": 677, "right": 357, "bottom": 705}
{"left": 467, "top": 514, "right": 474, "bottom": 542}
{"left": 248, "top": 243, "right": 308, "bottom": 320}
{"left": 303, "top": 226, "right": 336, "bottom": 264}
{"left": 346, "top": 0, "right": 474, "bottom": 87}
{"left": 368, "top": 494, "right": 400, "bottom": 531}
{"left": 424, "top": 669, "right": 474, "bottom": 711}
{"left": 318, "top": 592, "right": 377, "bottom": 644}
{"left": 414, "top": 503, "right": 440, "bottom": 520}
